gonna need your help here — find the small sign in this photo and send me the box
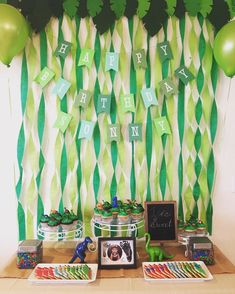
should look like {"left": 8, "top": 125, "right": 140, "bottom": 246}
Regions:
{"left": 97, "top": 94, "right": 111, "bottom": 114}
{"left": 175, "top": 65, "right": 195, "bottom": 85}
{"left": 159, "top": 78, "right": 178, "bottom": 97}
{"left": 141, "top": 88, "right": 158, "bottom": 108}
{"left": 154, "top": 116, "right": 171, "bottom": 136}
{"left": 128, "top": 123, "right": 142, "bottom": 142}
{"left": 157, "top": 41, "right": 173, "bottom": 63}
{"left": 120, "top": 94, "right": 135, "bottom": 113}
{"left": 55, "top": 40, "right": 72, "bottom": 59}
{"left": 105, "top": 52, "right": 119, "bottom": 71}
{"left": 132, "top": 49, "right": 147, "bottom": 69}
{"left": 53, "top": 111, "right": 72, "bottom": 133}
{"left": 52, "top": 77, "right": 71, "bottom": 99}
{"left": 75, "top": 89, "right": 92, "bottom": 109}
{"left": 34, "top": 67, "right": 55, "bottom": 88}
{"left": 108, "top": 124, "right": 120, "bottom": 143}
{"left": 144, "top": 201, "right": 177, "bottom": 242}
{"left": 78, "top": 48, "right": 94, "bottom": 69}
{"left": 78, "top": 120, "right": 95, "bottom": 140}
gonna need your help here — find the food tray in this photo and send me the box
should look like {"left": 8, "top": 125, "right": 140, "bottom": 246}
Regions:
{"left": 28, "top": 263, "right": 98, "bottom": 284}
{"left": 142, "top": 261, "right": 213, "bottom": 282}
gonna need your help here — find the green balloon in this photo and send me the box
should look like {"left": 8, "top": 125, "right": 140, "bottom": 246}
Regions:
{"left": 0, "top": 4, "right": 29, "bottom": 66}
{"left": 214, "top": 20, "right": 235, "bottom": 78}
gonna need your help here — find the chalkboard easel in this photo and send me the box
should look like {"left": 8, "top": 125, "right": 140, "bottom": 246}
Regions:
{"left": 144, "top": 201, "right": 177, "bottom": 243}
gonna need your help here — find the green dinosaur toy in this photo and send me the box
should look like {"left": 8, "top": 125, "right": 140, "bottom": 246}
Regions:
{"left": 144, "top": 233, "right": 174, "bottom": 262}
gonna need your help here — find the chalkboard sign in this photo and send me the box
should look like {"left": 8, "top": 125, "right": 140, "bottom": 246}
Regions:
{"left": 144, "top": 201, "right": 177, "bottom": 242}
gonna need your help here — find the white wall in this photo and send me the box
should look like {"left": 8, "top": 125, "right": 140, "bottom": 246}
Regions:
{"left": 0, "top": 57, "right": 235, "bottom": 269}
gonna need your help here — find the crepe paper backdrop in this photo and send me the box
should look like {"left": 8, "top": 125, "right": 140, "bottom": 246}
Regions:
{"left": 6, "top": 0, "right": 235, "bottom": 34}
{"left": 16, "top": 14, "right": 218, "bottom": 240}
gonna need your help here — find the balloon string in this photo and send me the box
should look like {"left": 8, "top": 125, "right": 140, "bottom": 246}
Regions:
{"left": 8, "top": 75, "right": 12, "bottom": 117}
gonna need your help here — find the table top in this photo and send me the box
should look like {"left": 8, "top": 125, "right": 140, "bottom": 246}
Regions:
{"left": 1, "top": 274, "right": 235, "bottom": 294}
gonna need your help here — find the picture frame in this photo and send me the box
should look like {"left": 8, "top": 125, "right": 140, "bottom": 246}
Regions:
{"left": 98, "top": 237, "right": 137, "bottom": 269}
{"left": 144, "top": 201, "right": 177, "bottom": 243}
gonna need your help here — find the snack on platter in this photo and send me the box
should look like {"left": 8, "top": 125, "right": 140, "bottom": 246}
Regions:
{"left": 142, "top": 261, "right": 213, "bottom": 282}
{"left": 28, "top": 263, "right": 98, "bottom": 284}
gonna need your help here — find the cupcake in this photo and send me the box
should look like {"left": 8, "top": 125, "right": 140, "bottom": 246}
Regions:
{"left": 111, "top": 207, "right": 120, "bottom": 218}
{"left": 102, "top": 201, "right": 112, "bottom": 211}
{"left": 131, "top": 207, "right": 144, "bottom": 221}
{"left": 177, "top": 220, "right": 185, "bottom": 232}
{"left": 40, "top": 214, "right": 50, "bottom": 229}
{"left": 61, "top": 215, "right": 74, "bottom": 231}
{"left": 101, "top": 210, "right": 113, "bottom": 224}
{"left": 196, "top": 220, "right": 206, "bottom": 234}
{"left": 118, "top": 210, "right": 129, "bottom": 224}
{"left": 94, "top": 207, "right": 102, "bottom": 221}
{"left": 47, "top": 218, "right": 60, "bottom": 232}
{"left": 50, "top": 210, "right": 62, "bottom": 222}
{"left": 184, "top": 224, "right": 197, "bottom": 234}
{"left": 123, "top": 202, "right": 132, "bottom": 214}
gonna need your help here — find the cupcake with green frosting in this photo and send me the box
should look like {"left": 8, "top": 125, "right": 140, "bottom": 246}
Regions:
{"left": 50, "top": 210, "right": 62, "bottom": 222}
{"left": 61, "top": 215, "right": 74, "bottom": 231}
{"left": 131, "top": 207, "right": 144, "bottom": 221}
{"left": 196, "top": 220, "right": 206, "bottom": 234}
{"left": 111, "top": 207, "right": 120, "bottom": 218}
{"left": 101, "top": 210, "right": 113, "bottom": 224}
{"left": 47, "top": 218, "right": 60, "bottom": 232}
{"left": 184, "top": 224, "right": 197, "bottom": 234}
{"left": 94, "top": 207, "right": 102, "bottom": 221}
{"left": 118, "top": 209, "right": 129, "bottom": 224}
{"left": 40, "top": 214, "right": 50, "bottom": 229}
{"left": 177, "top": 220, "right": 185, "bottom": 232}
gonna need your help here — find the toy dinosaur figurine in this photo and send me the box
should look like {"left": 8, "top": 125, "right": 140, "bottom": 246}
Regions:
{"left": 69, "top": 237, "right": 93, "bottom": 263}
{"left": 144, "top": 233, "right": 174, "bottom": 262}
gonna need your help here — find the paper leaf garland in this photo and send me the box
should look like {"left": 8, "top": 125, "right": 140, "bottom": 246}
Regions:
{"left": 154, "top": 117, "right": 171, "bottom": 136}
{"left": 175, "top": 66, "right": 195, "bottom": 85}
{"left": 48, "top": 0, "right": 64, "bottom": 18}
{"left": 124, "top": 0, "right": 138, "bottom": 17}
{"left": 141, "top": 88, "right": 158, "bottom": 108}
{"left": 55, "top": 41, "right": 72, "bottom": 59}
{"left": 87, "top": 0, "right": 103, "bottom": 17}
{"left": 142, "top": 0, "right": 168, "bottom": 36}
{"left": 97, "top": 94, "right": 111, "bottom": 114}
{"left": 166, "top": 0, "right": 177, "bottom": 16}
{"left": 129, "top": 123, "right": 142, "bottom": 141}
{"left": 54, "top": 111, "right": 72, "bottom": 133}
{"left": 175, "top": 0, "right": 186, "bottom": 18}
{"left": 183, "top": 0, "right": 201, "bottom": 16}
{"left": 120, "top": 94, "right": 135, "bottom": 113}
{"left": 108, "top": 124, "right": 121, "bottom": 142}
{"left": 78, "top": 120, "right": 95, "bottom": 140}
{"left": 159, "top": 78, "right": 178, "bottom": 97}
{"left": 226, "top": 0, "right": 235, "bottom": 18}
{"left": 52, "top": 78, "right": 71, "bottom": 99}
{"left": 63, "top": 0, "right": 79, "bottom": 18}
{"left": 110, "top": 0, "right": 127, "bottom": 19}
{"left": 78, "top": 48, "right": 94, "bottom": 68}
{"left": 200, "top": 0, "right": 213, "bottom": 17}
{"left": 137, "top": 0, "right": 150, "bottom": 18}
{"left": 77, "top": 0, "right": 89, "bottom": 17}
{"left": 75, "top": 89, "right": 92, "bottom": 109}
{"left": 208, "top": 0, "right": 230, "bottom": 30}
{"left": 35, "top": 67, "right": 55, "bottom": 88}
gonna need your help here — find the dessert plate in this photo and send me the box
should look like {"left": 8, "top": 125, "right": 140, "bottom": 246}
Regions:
{"left": 28, "top": 263, "right": 98, "bottom": 284}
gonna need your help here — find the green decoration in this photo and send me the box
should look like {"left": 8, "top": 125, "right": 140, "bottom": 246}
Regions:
{"left": 110, "top": 0, "right": 127, "bottom": 19}
{"left": 78, "top": 48, "right": 94, "bottom": 68}
{"left": 132, "top": 49, "right": 147, "bottom": 69}
{"left": 137, "top": 0, "right": 150, "bottom": 18}
{"left": 78, "top": 120, "right": 95, "bottom": 140}
{"left": 226, "top": 0, "right": 235, "bottom": 18}
{"left": 0, "top": 4, "right": 29, "bottom": 66}
{"left": 34, "top": 66, "right": 55, "bottom": 88}
{"left": 55, "top": 40, "right": 72, "bottom": 58}
{"left": 87, "top": 0, "right": 103, "bottom": 17}
{"left": 108, "top": 124, "right": 121, "bottom": 143}
{"left": 63, "top": 0, "right": 80, "bottom": 18}
{"left": 129, "top": 123, "right": 142, "bottom": 142}
{"left": 154, "top": 116, "right": 171, "bottom": 136}
{"left": 200, "top": 0, "right": 213, "bottom": 17}
{"left": 54, "top": 111, "right": 72, "bottom": 133}
{"left": 213, "top": 20, "right": 235, "bottom": 77}
{"left": 165, "top": 0, "right": 177, "bottom": 16}
{"left": 145, "top": 233, "right": 174, "bottom": 261}
{"left": 159, "top": 78, "right": 178, "bottom": 97}
{"left": 120, "top": 94, "right": 135, "bottom": 113}
{"left": 183, "top": 0, "right": 201, "bottom": 16}
{"left": 75, "top": 89, "right": 92, "bottom": 109}
{"left": 157, "top": 41, "right": 173, "bottom": 63}
{"left": 175, "top": 65, "right": 195, "bottom": 85}
{"left": 97, "top": 94, "right": 111, "bottom": 114}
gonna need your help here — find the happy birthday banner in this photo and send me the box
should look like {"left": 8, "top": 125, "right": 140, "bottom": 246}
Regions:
{"left": 16, "top": 14, "right": 218, "bottom": 239}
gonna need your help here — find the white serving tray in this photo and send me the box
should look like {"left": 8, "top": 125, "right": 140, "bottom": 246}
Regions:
{"left": 28, "top": 263, "right": 98, "bottom": 284}
{"left": 142, "top": 261, "right": 213, "bottom": 282}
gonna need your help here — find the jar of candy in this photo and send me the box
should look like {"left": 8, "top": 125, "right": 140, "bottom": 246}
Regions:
{"left": 188, "top": 236, "right": 214, "bottom": 265}
{"left": 17, "top": 240, "right": 43, "bottom": 269}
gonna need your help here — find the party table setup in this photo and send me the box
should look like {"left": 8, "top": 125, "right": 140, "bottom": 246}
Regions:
{"left": 1, "top": 0, "right": 235, "bottom": 293}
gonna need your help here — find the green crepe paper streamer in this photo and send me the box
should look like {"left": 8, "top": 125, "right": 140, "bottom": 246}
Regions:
{"left": 18, "top": 202, "right": 26, "bottom": 240}
{"left": 145, "top": 36, "right": 152, "bottom": 202}
{"left": 93, "top": 33, "right": 101, "bottom": 205}
{"left": 210, "top": 95, "right": 218, "bottom": 145}
{"left": 75, "top": 16, "right": 83, "bottom": 222}
{"left": 128, "top": 18, "right": 137, "bottom": 201}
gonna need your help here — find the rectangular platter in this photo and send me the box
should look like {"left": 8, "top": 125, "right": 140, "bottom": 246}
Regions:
{"left": 142, "top": 261, "right": 213, "bottom": 282}
{"left": 28, "top": 263, "right": 98, "bottom": 284}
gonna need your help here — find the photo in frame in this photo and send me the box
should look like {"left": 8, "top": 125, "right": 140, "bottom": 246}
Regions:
{"left": 98, "top": 237, "right": 137, "bottom": 269}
